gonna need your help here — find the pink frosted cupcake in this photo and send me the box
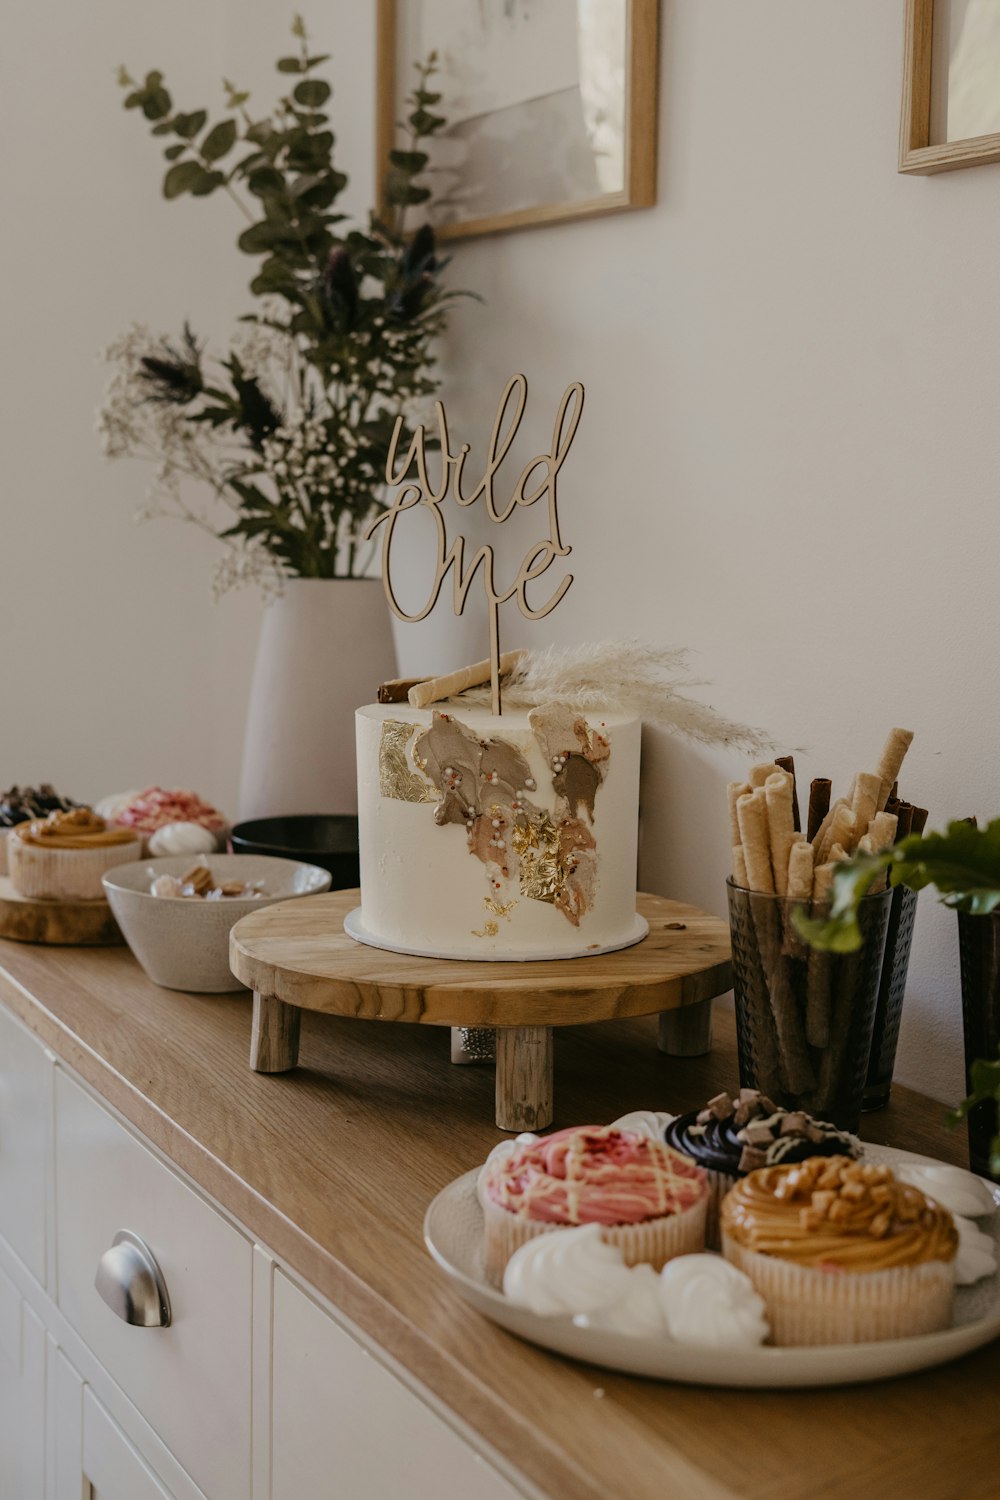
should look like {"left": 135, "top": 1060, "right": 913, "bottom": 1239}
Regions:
{"left": 481, "top": 1125, "right": 708, "bottom": 1287}
{"left": 720, "top": 1156, "right": 958, "bottom": 1345}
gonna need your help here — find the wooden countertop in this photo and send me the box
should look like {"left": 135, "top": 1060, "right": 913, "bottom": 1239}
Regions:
{"left": 0, "top": 937, "right": 996, "bottom": 1500}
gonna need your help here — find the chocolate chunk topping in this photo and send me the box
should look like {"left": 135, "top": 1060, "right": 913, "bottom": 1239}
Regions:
{"left": 706, "top": 1092, "right": 735, "bottom": 1120}
{"left": 738, "top": 1145, "right": 769, "bottom": 1172}
{"left": 780, "top": 1112, "right": 809, "bottom": 1135}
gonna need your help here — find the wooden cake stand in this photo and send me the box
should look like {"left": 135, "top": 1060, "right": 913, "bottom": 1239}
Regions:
{"left": 229, "top": 889, "right": 732, "bottom": 1131}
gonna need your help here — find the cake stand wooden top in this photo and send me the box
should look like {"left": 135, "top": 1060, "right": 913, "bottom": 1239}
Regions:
{"left": 229, "top": 889, "right": 732, "bottom": 1028}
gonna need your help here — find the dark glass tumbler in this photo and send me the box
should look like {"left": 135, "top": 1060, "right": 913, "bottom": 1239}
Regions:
{"left": 863, "top": 885, "right": 920, "bottom": 1111}
{"left": 728, "top": 879, "right": 892, "bottom": 1133}
{"left": 957, "top": 910, "right": 1000, "bottom": 1181}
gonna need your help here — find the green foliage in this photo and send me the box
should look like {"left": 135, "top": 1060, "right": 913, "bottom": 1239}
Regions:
{"left": 948, "top": 1054, "right": 1000, "bottom": 1177}
{"left": 794, "top": 819, "right": 1000, "bottom": 952}
{"left": 109, "top": 19, "right": 474, "bottom": 583}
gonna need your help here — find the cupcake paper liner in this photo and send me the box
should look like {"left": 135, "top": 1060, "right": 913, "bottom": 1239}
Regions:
{"left": 721, "top": 1233, "right": 955, "bottom": 1346}
{"left": 484, "top": 1193, "right": 708, "bottom": 1289}
{"left": 8, "top": 836, "right": 141, "bottom": 901}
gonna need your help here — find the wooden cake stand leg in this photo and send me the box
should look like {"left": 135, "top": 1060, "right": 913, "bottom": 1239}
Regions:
{"left": 658, "top": 998, "right": 714, "bottom": 1057}
{"left": 495, "top": 1026, "right": 554, "bottom": 1133}
{"left": 251, "top": 992, "right": 301, "bottom": 1072}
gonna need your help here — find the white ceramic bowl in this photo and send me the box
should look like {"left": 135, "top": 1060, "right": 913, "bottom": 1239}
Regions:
{"left": 103, "top": 854, "right": 331, "bottom": 993}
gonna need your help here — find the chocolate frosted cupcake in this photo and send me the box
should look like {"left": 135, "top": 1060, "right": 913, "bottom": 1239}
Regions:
{"left": 0, "top": 784, "right": 79, "bottom": 877}
{"left": 721, "top": 1156, "right": 958, "bottom": 1345}
{"left": 663, "top": 1088, "right": 860, "bottom": 1245}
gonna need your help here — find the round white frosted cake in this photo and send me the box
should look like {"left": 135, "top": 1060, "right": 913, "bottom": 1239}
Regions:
{"left": 348, "top": 701, "right": 644, "bottom": 961}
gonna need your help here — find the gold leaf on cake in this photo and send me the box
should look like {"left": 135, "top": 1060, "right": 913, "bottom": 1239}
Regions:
{"left": 510, "top": 815, "right": 565, "bottom": 904}
{"left": 484, "top": 896, "right": 518, "bottom": 920}
{"left": 472, "top": 919, "right": 500, "bottom": 938}
{"left": 379, "top": 721, "right": 438, "bottom": 803}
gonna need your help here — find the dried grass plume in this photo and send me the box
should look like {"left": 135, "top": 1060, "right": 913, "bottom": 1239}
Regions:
{"left": 457, "top": 641, "right": 771, "bottom": 753}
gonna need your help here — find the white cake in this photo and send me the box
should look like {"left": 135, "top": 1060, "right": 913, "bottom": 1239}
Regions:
{"left": 349, "top": 701, "right": 645, "bottom": 961}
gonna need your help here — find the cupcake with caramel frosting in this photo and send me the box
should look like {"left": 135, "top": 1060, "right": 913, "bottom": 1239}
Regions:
{"left": 720, "top": 1156, "right": 958, "bottom": 1345}
{"left": 480, "top": 1124, "right": 708, "bottom": 1286}
{"left": 8, "top": 808, "right": 141, "bottom": 900}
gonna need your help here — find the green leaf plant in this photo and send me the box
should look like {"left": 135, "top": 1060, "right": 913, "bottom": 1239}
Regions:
{"left": 793, "top": 818, "right": 1000, "bottom": 1172}
{"left": 101, "top": 22, "right": 474, "bottom": 594}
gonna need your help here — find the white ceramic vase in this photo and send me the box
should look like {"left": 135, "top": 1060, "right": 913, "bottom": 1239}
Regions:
{"left": 237, "top": 579, "right": 397, "bottom": 820}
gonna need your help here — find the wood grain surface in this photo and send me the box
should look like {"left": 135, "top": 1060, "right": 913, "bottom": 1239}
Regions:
{"left": 230, "top": 889, "right": 733, "bottom": 1027}
{"left": 0, "top": 938, "right": 994, "bottom": 1500}
{"left": 0, "top": 876, "right": 123, "bottom": 946}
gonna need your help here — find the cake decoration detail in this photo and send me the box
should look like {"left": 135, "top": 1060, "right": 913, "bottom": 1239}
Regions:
{"left": 657, "top": 1254, "right": 770, "bottom": 1348}
{"left": 410, "top": 708, "right": 612, "bottom": 927}
{"left": 378, "top": 720, "right": 438, "bottom": 804}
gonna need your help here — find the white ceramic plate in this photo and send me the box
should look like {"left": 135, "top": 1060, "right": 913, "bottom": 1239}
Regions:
{"left": 423, "top": 1147, "right": 1000, "bottom": 1388}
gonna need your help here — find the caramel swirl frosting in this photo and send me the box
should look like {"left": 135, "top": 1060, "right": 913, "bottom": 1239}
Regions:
{"left": 721, "top": 1157, "right": 958, "bottom": 1271}
{"left": 13, "top": 808, "right": 138, "bottom": 850}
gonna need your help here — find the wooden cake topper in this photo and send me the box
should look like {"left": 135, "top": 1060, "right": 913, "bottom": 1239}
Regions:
{"left": 364, "top": 373, "right": 584, "bottom": 714}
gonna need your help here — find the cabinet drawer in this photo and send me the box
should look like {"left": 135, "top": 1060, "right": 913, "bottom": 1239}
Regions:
{"left": 0, "top": 1002, "right": 50, "bottom": 1283}
{"left": 54, "top": 1068, "right": 251, "bottom": 1500}
{"left": 272, "top": 1270, "right": 523, "bottom": 1500}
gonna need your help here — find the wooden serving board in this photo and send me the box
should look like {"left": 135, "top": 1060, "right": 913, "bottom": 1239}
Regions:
{"left": 230, "top": 889, "right": 732, "bottom": 1130}
{"left": 0, "top": 876, "right": 123, "bottom": 946}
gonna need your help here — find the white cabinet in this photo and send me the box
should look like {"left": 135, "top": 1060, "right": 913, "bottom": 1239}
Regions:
{"left": 271, "top": 1270, "right": 521, "bottom": 1500}
{"left": 0, "top": 999, "right": 529, "bottom": 1500}
{"left": 0, "top": 1261, "right": 45, "bottom": 1500}
{"left": 0, "top": 1002, "right": 50, "bottom": 1284}
{"left": 54, "top": 1070, "right": 253, "bottom": 1500}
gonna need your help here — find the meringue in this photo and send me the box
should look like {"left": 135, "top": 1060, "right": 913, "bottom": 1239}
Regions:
{"left": 609, "top": 1110, "right": 676, "bottom": 1140}
{"left": 94, "top": 790, "right": 140, "bottom": 823}
{"left": 576, "top": 1262, "right": 667, "bottom": 1337}
{"left": 502, "top": 1224, "right": 632, "bottom": 1318}
{"left": 895, "top": 1162, "right": 997, "bottom": 1220}
{"left": 658, "top": 1254, "right": 769, "bottom": 1348}
{"left": 148, "top": 821, "right": 219, "bottom": 857}
{"left": 953, "top": 1214, "right": 998, "bottom": 1285}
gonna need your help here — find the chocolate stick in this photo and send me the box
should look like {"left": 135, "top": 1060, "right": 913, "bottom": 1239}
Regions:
{"left": 894, "top": 802, "right": 914, "bottom": 840}
{"left": 807, "top": 779, "right": 832, "bottom": 843}
{"left": 910, "top": 806, "right": 929, "bottom": 835}
{"left": 775, "top": 755, "right": 800, "bottom": 833}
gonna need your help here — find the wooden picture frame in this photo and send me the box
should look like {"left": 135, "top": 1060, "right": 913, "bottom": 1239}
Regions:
{"left": 376, "top": 0, "right": 659, "bottom": 240}
{"left": 900, "top": 0, "right": 1000, "bottom": 173}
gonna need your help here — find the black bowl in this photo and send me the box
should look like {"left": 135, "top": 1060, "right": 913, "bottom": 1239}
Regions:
{"left": 230, "top": 815, "right": 359, "bottom": 890}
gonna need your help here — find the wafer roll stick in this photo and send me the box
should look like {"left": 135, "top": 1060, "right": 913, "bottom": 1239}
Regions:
{"left": 762, "top": 929, "right": 816, "bottom": 1094}
{"left": 408, "top": 651, "right": 526, "bottom": 709}
{"left": 740, "top": 890, "right": 786, "bottom": 1097}
{"left": 728, "top": 781, "right": 750, "bottom": 850}
{"left": 748, "top": 761, "right": 779, "bottom": 789}
{"left": 732, "top": 845, "right": 749, "bottom": 886}
{"left": 812, "top": 861, "right": 836, "bottom": 903}
{"left": 775, "top": 756, "right": 800, "bottom": 832}
{"left": 807, "top": 779, "right": 832, "bottom": 842}
{"left": 894, "top": 802, "right": 914, "bottom": 839}
{"left": 765, "top": 771, "right": 796, "bottom": 898}
{"left": 781, "top": 835, "right": 812, "bottom": 957}
{"left": 868, "top": 811, "right": 898, "bottom": 853}
{"left": 850, "top": 772, "right": 881, "bottom": 847}
{"left": 875, "top": 728, "right": 914, "bottom": 811}
{"left": 811, "top": 798, "right": 844, "bottom": 856}
{"left": 805, "top": 862, "right": 838, "bottom": 1049}
{"left": 828, "top": 842, "right": 850, "bottom": 863}
{"left": 817, "top": 804, "right": 856, "bottom": 864}
{"left": 737, "top": 790, "right": 775, "bottom": 894}
{"left": 787, "top": 839, "right": 814, "bottom": 902}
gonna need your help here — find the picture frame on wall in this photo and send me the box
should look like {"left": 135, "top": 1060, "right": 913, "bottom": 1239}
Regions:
{"left": 900, "top": 0, "right": 1000, "bottom": 173}
{"left": 376, "top": 0, "right": 659, "bottom": 240}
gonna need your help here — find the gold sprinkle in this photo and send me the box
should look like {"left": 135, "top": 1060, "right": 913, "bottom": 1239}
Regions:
{"left": 484, "top": 896, "right": 518, "bottom": 921}
{"left": 379, "top": 721, "right": 438, "bottom": 803}
{"left": 472, "top": 920, "right": 500, "bottom": 938}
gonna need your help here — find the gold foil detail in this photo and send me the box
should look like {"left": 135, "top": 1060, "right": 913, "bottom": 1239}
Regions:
{"left": 510, "top": 816, "right": 564, "bottom": 904}
{"left": 484, "top": 896, "right": 518, "bottom": 920}
{"left": 472, "top": 920, "right": 500, "bottom": 938}
{"left": 379, "top": 721, "right": 437, "bottom": 803}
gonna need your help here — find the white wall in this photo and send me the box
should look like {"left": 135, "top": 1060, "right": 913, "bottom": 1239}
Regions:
{"left": 3, "top": 1, "right": 999, "bottom": 1102}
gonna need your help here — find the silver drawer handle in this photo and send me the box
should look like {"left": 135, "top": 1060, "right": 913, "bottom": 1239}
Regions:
{"left": 95, "top": 1230, "right": 171, "bottom": 1327}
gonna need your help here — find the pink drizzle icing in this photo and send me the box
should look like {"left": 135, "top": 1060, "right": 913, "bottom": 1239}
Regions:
{"left": 484, "top": 1125, "right": 708, "bottom": 1226}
